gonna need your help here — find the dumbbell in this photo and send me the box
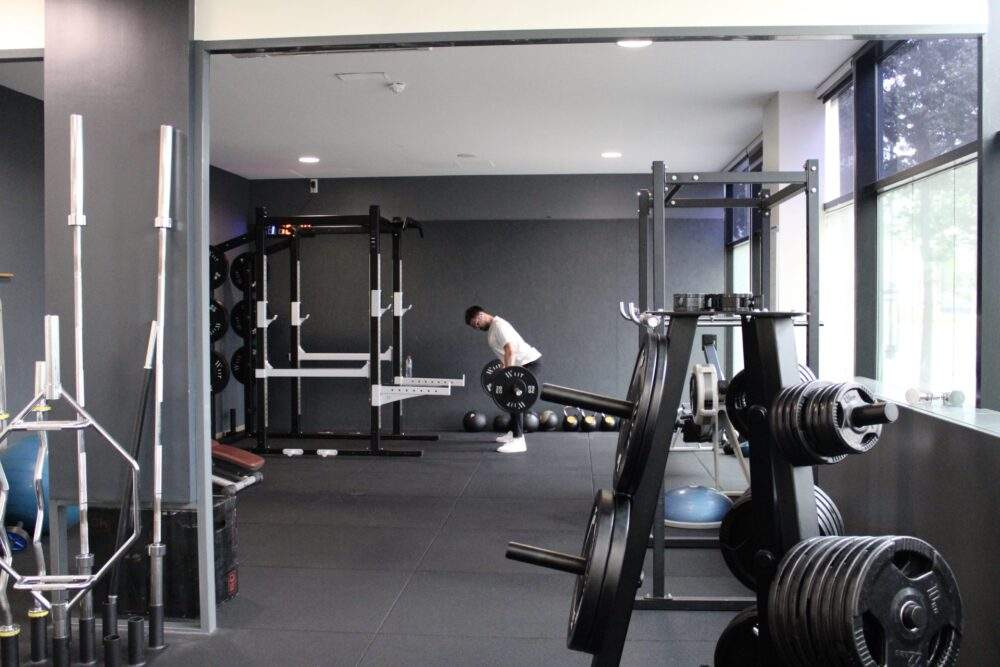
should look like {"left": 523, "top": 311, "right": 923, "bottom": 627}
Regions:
{"left": 905, "top": 387, "right": 965, "bottom": 407}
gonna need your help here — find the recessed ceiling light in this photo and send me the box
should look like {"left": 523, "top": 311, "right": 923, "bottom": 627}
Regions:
{"left": 616, "top": 39, "right": 653, "bottom": 48}
{"left": 456, "top": 153, "right": 477, "bottom": 159}
{"left": 601, "top": 151, "right": 623, "bottom": 159}
{"left": 298, "top": 156, "right": 320, "bottom": 164}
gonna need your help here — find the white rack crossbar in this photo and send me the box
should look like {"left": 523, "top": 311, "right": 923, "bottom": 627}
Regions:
{"left": 297, "top": 346, "right": 392, "bottom": 363}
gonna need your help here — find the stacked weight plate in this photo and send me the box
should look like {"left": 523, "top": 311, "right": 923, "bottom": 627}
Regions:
{"left": 767, "top": 535, "right": 962, "bottom": 666}
{"left": 770, "top": 381, "right": 895, "bottom": 465}
{"left": 726, "top": 364, "right": 816, "bottom": 439}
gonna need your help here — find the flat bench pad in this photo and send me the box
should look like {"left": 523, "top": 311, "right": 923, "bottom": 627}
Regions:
{"left": 212, "top": 441, "right": 265, "bottom": 471}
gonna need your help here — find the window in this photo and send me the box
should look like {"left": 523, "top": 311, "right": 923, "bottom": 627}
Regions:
{"left": 819, "top": 202, "right": 855, "bottom": 380}
{"left": 726, "top": 155, "right": 752, "bottom": 244}
{"left": 730, "top": 240, "right": 750, "bottom": 372}
{"left": 878, "top": 39, "right": 979, "bottom": 178}
{"left": 876, "top": 160, "right": 977, "bottom": 401}
{"left": 824, "top": 83, "right": 855, "bottom": 201}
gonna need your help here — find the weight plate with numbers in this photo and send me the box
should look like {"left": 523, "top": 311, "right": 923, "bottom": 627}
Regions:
{"left": 211, "top": 350, "right": 230, "bottom": 393}
{"left": 231, "top": 298, "right": 253, "bottom": 339}
{"left": 488, "top": 365, "right": 539, "bottom": 412}
{"left": 230, "top": 252, "right": 255, "bottom": 291}
{"left": 210, "top": 246, "right": 229, "bottom": 290}
{"left": 210, "top": 298, "right": 228, "bottom": 342}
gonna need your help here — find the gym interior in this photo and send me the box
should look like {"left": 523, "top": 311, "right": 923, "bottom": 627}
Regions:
{"left": 0, "top": 2, "right": 996, "bottom": 666}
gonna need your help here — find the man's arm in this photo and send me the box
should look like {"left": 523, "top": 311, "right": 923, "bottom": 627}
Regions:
{"left": 503, "top": 343, "right": 516, "bottom": 368}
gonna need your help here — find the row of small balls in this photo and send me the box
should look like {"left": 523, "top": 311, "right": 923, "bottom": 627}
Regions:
{"left": 462, "top": 409, "right": 620, "bottom": 433}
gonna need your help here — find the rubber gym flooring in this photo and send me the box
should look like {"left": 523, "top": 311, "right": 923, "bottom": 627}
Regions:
{"left": 19, "top": 432, "right": 750, "bottom": 666}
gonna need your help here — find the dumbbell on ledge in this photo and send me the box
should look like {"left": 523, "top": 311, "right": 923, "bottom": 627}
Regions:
{"left": 905, "top": 387, "right": 965, "bottom": 407}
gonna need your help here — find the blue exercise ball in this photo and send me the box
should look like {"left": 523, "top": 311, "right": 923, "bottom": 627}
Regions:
{"left": 664, "top": 485, "right": 733, "bottom": 529}
{"left": 0, "top": 434, "right": 79, "bottom": 533}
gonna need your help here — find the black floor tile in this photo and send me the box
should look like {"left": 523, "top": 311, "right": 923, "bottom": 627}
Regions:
{"left": 620, "top": 639, "right": 718, "bottom": 666}
{"left": 154, "top": 629, "right": 372, "bottom": 667}
{"left": 463, "top": 468, "right": 594, "bottom": 500}
{"left": 443, "top": 496, "right": 593, "bottom": 533}
{"left": 379, "top": 571, "right": 574, "bottom": 639}
{"left": 239, "top": 491, "right": 455, "bottom": 529}
{"left": 418, "top": 528, "right": 582, "bottom": 575}
{"left": 218, "top": 566, "right": 410, "bottom": 633}
{"left": 240, "top": 524, "right": 436, "bottom": 571}
{"left": 360, "top": 634, "right": 588, "bottom": 666}
{"left": 626, "top": 609, "right": 738, "bottom": 642}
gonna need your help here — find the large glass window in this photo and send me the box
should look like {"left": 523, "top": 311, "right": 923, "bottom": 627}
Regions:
{"left": 819, "top": 203, "right": 855, "bottom": 380}
{"left": 824, "top": 83, "right": 855, "bottom": 201}
{"left": 878, "top": 39, "right": 979, "bottom": 178}
{"left": 876, "top": 160, "right": 977, "bottom": 401}
{"left": 730, "top": 240, "right": 751, "bottom": 372}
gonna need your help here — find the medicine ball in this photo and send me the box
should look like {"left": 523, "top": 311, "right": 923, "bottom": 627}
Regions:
{"left": 538, "top": 410, "right": 559, "bottom": 431}
{"left": 463, "top": 411, "right": 488, "bottom": 432}
{"left": 599, "top": 414, "right": 619, "bottom": 431}
{"left": 523, "top": 411, "right": 540, "bottom": 433}
{"left": 493, "top": 413, "right": 512, "bottom": 433}
{"left": 562, "top": 410, "right": 580, "bottom": 432}
{"left": 580, "top": 413, "right": 599, "bottom": 432}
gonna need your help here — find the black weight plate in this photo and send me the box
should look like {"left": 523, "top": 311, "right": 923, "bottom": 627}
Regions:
{"left": 567, "top": 490, "right": 617, "bottom": 654}
{"left": 713, "top": 606, "right": 760, "bottom": 667}
{"left": 768, "top": 538, "right": 817, "bottom": 667}
{"left": 831, "top": 383, "right": 884, "bottom": 455}
{"left": 805, "top": 382, "right": 848, "bottom": 464}
{"left": 814, "top": 487, "right": 845, "bottom": 536}
{"left": 613, "top": 331, "right": 661, "bottom": 494}
{"left": 231, "top": 347, "right": 251, "bottom": 385}
{"left": 725, "top": 370, "right": 751, "bottom": 437}
{"left": 211, "top": 350, "right": 230, "bottom": 393}
{"left": 231, "top": 298, "right": 252, "bottom": 339}
{"left": 209, "top": 299, "right": 228, "bottom": 342}
{"left": 489, "top": 365, "right": 539, "bottom": 412}
{"left": 822, "top": 536, "right": 883, "bottom": 665}
{"left": 480, "top": 359, "right": 503, "bottom": 396}
{"left": 586, "top": 491, "right": 630, "bottom": 655}
{"left": 720, "top": 486, "right": 844, "bottom": 593}
{"left": 798, "top": 536, "right": 857, "bottom": 666}
{"left": 209, "top": 247, "right": 228, "bottom": 290}
{"left": 846, "top": 536, "right": 962, "bottom": 666}
{"left": 230, "top": 252, "right": 255, "bottom": 291}
{"left": 778, "top": 537, "right": 833, "bottom": 667}
{"left": 719, "top": 494, "right": 756, "bottom": 590}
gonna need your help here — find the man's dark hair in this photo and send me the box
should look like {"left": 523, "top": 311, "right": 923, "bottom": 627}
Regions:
{"left": 465, "top": 305, "right": 485, "bottom": 326}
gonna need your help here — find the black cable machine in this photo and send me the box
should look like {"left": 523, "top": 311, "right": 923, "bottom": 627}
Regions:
{"left": 226, "top": 205, "right": 463, "bottom": 457}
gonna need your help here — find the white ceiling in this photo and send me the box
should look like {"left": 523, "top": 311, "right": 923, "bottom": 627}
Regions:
{"left": 1, "top": 40, "right": 861, "bottom": 179}
{"left": 0, "top": 59, "right": 43, "bottom": 99}
{"left": 210, "top": 40, "right": 860, "bottom": 179}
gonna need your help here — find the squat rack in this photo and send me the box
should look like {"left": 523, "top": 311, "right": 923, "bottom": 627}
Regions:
{"left": 248, "top": 205, "right": 464, "bottom": 457}
{"left": 630, "top": 159, "right": 819, "bottom": 613}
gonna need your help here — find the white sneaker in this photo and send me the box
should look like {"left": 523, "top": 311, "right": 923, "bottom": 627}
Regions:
{"left": 497, "top": 437, "right": 527, "bottom": 454}
{"left": 495, "top": 431, "right": 514, "bottom": 443}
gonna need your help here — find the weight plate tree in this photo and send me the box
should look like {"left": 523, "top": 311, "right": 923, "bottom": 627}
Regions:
{"left": 209, "top": 298, "right": 228, "bottom": 342}
{"left": 506, "top": 490, "right": 630, "bottom": 654}
{"left": 719, "top": 486, "right": 845, "bottom": 591}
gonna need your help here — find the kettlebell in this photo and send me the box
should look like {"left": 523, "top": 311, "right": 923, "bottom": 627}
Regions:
{"left": 493, "top": 413, "right": 512, "bottom": 433}
{"left": 523, "top": 411, "right": 540, "bottom": 433}
{"left": 463, "top": 411, "right": 488, "bottom": 432}
{"left": 599, "top": 413, "right": 619, "bottom": 431}
{"left": 562, "top": 407, "right": 580, "bottom": 432}
{"left": 580, "top": 412, "right": 599, "bottom": 433}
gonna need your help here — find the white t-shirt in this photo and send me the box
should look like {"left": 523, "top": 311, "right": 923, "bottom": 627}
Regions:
{"left": 488, "top": 316, "right": 541, "bottom": 366}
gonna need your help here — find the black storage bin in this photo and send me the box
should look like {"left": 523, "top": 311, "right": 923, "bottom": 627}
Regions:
{"left": 89, "top": 495, "right": 238, "bottom": 620}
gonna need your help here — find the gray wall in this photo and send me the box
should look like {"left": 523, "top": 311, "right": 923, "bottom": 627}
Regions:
{"left": 209, "top": 166, "right": 251, "bottom": 435}
{"left": 45, "top": 0, "right": 197, "bottom": 505}
{"left": 248, "top": 175, "right": 725, "bottom": 431}
{"left": 0, "top": 85, "right": 45, "bottom": 413}
{"left": 821, "top": 408, "right": 999, "bottom": 665}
